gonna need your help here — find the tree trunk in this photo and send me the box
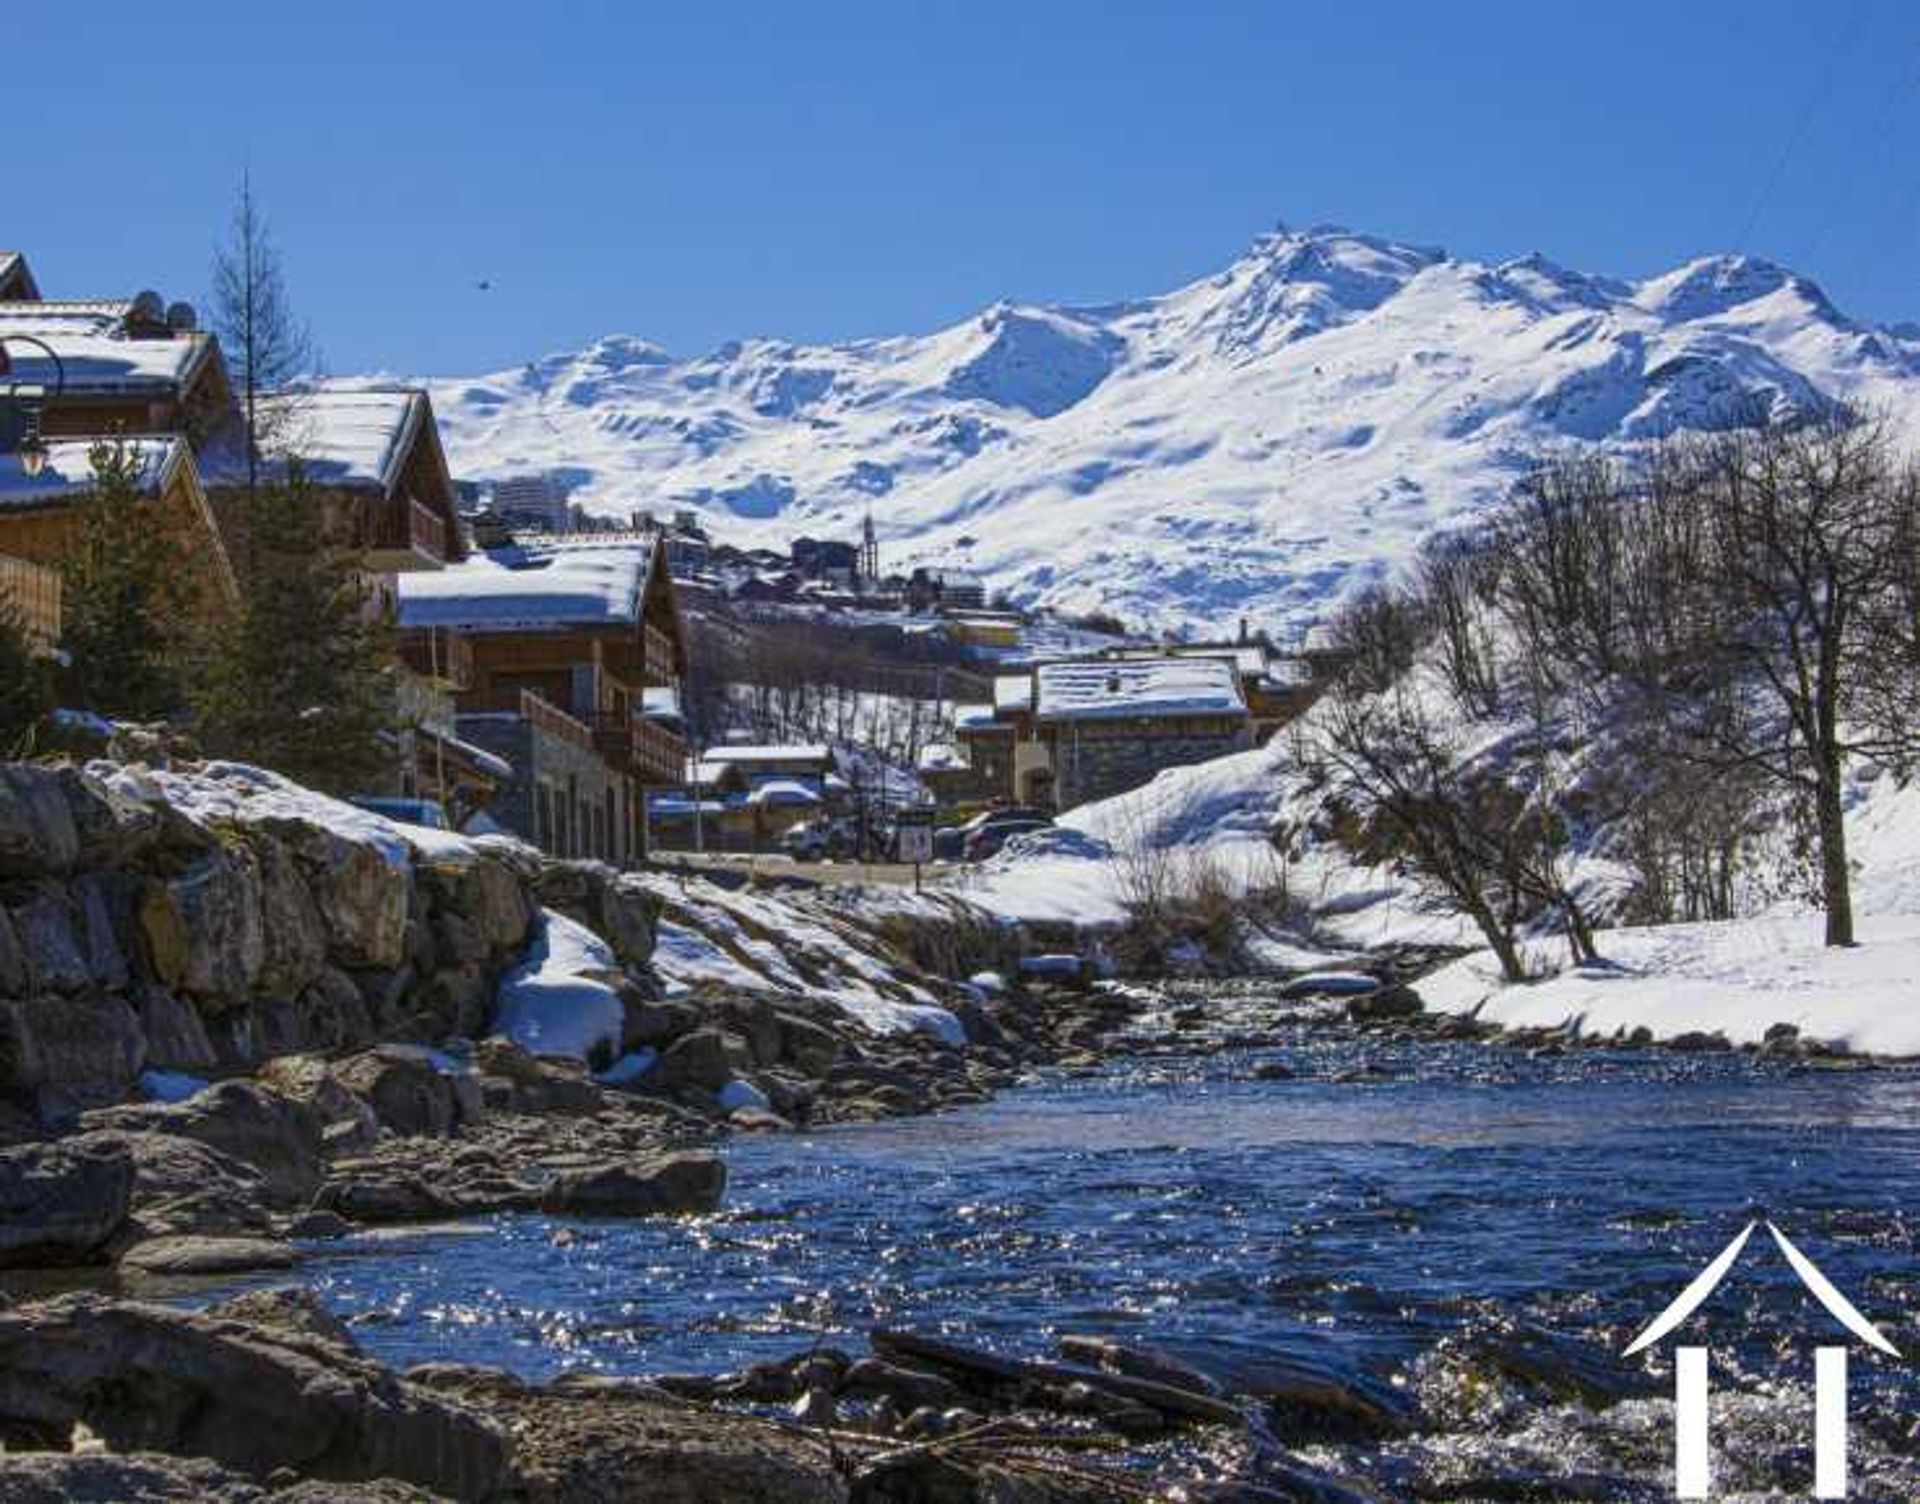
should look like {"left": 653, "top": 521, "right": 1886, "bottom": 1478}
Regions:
{"left": 1815, "top": 766, "right": 1855, "bottom": 947}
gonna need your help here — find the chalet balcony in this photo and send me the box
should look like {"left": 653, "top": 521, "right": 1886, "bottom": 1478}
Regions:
{"left": 365, "top": 495, "right": 453, "bottom": 572}
{"left": 592, "top": 713, "right": 686, "bottom": 785}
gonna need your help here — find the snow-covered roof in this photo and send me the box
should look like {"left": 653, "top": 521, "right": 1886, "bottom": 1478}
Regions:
{"left": 917, "top": 742, "right": 970, "bottom": 773}
{"left": 397, "top": 537, "right": 656, "bottom": 632}
{"left": 952, "top": 702, "right": 1000, "bottom": 731}
{"left": 0, "top": 437, "right": 183, "bottom": 509}
{"left": 746, "top": 778, "right": 822, "bottom": 808}
{"left": 993, "top": 673, "right": 1034, "bottom": 713}
{"left": 1035, "top": 657, "right": 1247, "bottom": 722}
{"left": 706, "top": 744, "right": 834, "bottom": 766}
{"left": 0, "top": 310, "right": 211, "bottom": 394}
{"left": 202, "top": 389, "right": 429, "bottom": 495}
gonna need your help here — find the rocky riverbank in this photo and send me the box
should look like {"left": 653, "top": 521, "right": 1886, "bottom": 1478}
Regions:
{"left": 0, "top": 757, "right": 1193, "bottom": 1498}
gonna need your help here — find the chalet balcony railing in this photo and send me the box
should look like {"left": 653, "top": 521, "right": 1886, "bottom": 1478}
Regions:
{"left": 367, "top": 495, "right": 451, "bottom": 565}
{"left": 589, "top": 713, "right": 686, "bottom": 785}
{"left": 632, "top": 719, "right": 686, "bottom": 785}
{"left": 518, "top": 690, "right": 595, "bottom": 753}
{"left": 643, "top": 623, "right": 676, "bottom": 683}
{"left": 0, "top": 554, "right": 60, "bottom": 653}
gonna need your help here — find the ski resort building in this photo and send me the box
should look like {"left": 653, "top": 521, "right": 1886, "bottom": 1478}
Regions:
{"left": 0, "top": 436, "right": 238, "bottom": 622}
{"left": 395, "top": 536, "right": 689, "bottom": 862}
{"left": 952, "top": 656, "right": 1252, "bottom": 811}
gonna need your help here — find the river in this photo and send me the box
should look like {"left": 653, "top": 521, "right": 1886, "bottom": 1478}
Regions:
{"left": 200, "top": 990, "right": 1920, "bottom": 1498}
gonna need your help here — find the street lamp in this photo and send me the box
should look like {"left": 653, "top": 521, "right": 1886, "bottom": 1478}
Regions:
{"left": 0, "top": 335, "right": 65, "bottom": 479}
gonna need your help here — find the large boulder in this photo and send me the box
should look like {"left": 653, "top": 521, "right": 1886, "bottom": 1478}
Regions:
{"left": 57, "top": 763, "right": 159, "bottom": 869}
{"left": 538, "top": 1154, "right": 727, "bottom": 1218}
{"left": 72, "top": 1127, "right": 273, "bottom": 1241}
{"left": 0, "top": 1138, "right": 131, "bottom": 1267}
{"left": 9, "top": 889, "right": 92, "bottom": 996}
{"left": 255, "top": 1054, "right": 381, "bottom": 1157}
{"left": 132, "top": 984, "right": 218, "bottom": 1073}
{"left": 0, "top": 765, "right": 79, "bottom": 878}
{"left": 144, "top": 850, "right": 265, "bottom": 1005}
{"left": 416, "top": 1366, "right": 846, "bottom": 1504}
{"left": 82, "top": 1080, "right": 323, "bottom": 1205}
{"left": 252, "top": 836, "right": 328, "bottom": 999}
{"left": 0, "top": 1295, "right": 508, "bottom": 1498}
{"left": 332, "top": 1047, "right": 463, "bottom": 1138}
{"left": 653, "top": 1029, "right": 732, "bottom": 1093}
{"left": 0, "top": 994, "right": 146, "bottom": 1116}
{"left": 278, "top": 826, "right": 411, "bottom": 971}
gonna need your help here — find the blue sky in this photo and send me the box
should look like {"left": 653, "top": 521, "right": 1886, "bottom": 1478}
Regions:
{"left": 15, "top": 1, "right": 1920, "bottom": 372}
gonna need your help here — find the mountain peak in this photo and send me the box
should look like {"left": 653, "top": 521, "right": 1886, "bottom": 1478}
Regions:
{"left": 416, "top": 223, "right": 1911, "bottom": 634}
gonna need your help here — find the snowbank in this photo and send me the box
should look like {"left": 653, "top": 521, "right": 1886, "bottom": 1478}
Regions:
{"left": 1422, "top": 912, "right": 1920, "bottom": 1056}
{"left": 633, "top": 871, "right": 966, "bottom": 1046}
{"left": 493, "top": 909, "right": 625, "bottom": 1061}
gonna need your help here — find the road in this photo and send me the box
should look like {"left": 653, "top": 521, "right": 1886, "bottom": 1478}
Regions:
{"left": 649, "top": 851, "right": 952, "bottom": 889}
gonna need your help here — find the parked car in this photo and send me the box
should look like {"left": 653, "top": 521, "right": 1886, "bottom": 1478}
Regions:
{"left": 781, "top": 817, "right": 856, "bottom": 862}
{"left": 350, "top": 796, "right": 449, "bottom": 831}
{"left": 963, "top": 817, "right": 1052, "bottom": 863}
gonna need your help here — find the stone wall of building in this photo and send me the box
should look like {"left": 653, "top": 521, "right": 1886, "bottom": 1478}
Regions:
{"left": 1051, "top": 725, "right": 1251, "bottom": 811}
{"left": 457, "top": 716, "right": 634, "bottom": 866}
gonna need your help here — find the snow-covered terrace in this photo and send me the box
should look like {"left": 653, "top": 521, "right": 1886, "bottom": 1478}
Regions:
{"left": 1035, "top": 657, "right": 1247, "bottom": 722}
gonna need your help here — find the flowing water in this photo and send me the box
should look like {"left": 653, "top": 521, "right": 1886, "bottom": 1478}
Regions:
{"left": 205, "top": 994, "right": 1920, "bottom": 1498}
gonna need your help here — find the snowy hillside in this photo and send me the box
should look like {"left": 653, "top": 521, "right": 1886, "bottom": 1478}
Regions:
{"left": 398, "top": 225, "right": 1920, "bottom": 635}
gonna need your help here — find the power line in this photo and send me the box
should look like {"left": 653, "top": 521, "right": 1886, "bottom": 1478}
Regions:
{"left": 1801, "top": 53, "right": 1920, "bottom": 266}
{"left": 1735, "top": 0, "right": 1869, "bottom": 252}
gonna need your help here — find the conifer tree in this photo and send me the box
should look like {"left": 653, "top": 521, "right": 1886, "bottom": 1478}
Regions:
{"left": 194, "top": 464, "right": 398, "bottom": 794}
{"left": 59, "top": 440, "right": 192, "bottom": 719}
{"left": 0, "top": 602, "right": 51, "bottom": 752}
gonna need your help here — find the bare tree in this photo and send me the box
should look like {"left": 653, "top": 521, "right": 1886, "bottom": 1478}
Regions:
{"left": 1680, "top": 415, "right": 1920, "bottom": 946}
{"left": 211, "top": 174, "right": 316, "bottom": 509}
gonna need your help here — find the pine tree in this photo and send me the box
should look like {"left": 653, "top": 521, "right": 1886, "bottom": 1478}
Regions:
{"left": 0, "top": 602, "right": 51, "bottom": 752}
{"left": 194, "top": 464, "right": 398, "bottom": 793}
{"left": 210, "top": 174, "right": 315, "bottom": 513}
{"left": 59, "top": 440, "right": 192, "bottom": 719}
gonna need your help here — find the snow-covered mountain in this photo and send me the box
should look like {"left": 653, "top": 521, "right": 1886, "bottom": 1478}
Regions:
{"left": 405, "top": 225, "right": 1920, "bottom": 635}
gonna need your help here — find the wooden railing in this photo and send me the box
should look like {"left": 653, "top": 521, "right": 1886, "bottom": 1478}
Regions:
{"left": 0, "top": 554, "right": 60, "bottom": 652}
{"left": 644, "top": 623, "right": 676, "bottom": 683}
{"left": 369, "top": 494, "right": 452, "bottom": 565}
{"left": 519, "top": 690, "right": 595, "bottom": 752}
{"left": 590, "top": 711, "right": 685, "bottom": 784}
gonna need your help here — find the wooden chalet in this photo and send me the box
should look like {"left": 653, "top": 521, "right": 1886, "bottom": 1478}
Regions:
{"left": 0, "top": 297, "right": 235, "bottom": 449}
{"left": 395, "top": 537, "right": 689, "bottom": 861}
{"left": 0, "top": 253, "right": 39, "bottom": 302}
{"left": 0, "top": 437, "right": 238, "bottom": 621}
{"left": 201, "top": 389, "right": 464, "bottom": 575}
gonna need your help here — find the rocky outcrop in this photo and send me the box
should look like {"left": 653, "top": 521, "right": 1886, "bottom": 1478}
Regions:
{"left": 0, "top": 1138, "right": 131, "bottom": 1266}
{"left": 537, "top": 1154, "right": 727, "bottom": 1218}
{"left": 0, "top": 1294, "right": 507, "bottom": 1498}
{"left": 0, "top": 762, "right": 539, "bottom": 1123}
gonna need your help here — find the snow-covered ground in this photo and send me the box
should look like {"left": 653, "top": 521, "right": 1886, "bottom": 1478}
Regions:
{"left": 382, "top": 224, "right": 1920, "bottom": 636}
{"left": 632, "top": 871, "right": 964, "bottom": 1044}
{"left": 1420, "top": 912, "right": 1920, "bottom": 1056}
{"left": 955, "top": 716, "right": 1920, "bottom": 1053}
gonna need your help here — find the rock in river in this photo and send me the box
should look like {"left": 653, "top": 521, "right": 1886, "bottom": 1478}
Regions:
{"left": 538, "top": 1154, "right": 727, "bottom": 1217}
